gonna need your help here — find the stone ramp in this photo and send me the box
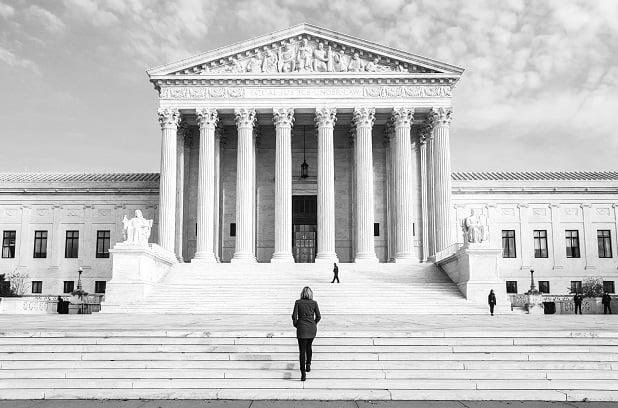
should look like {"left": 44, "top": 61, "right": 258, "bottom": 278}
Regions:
{"left": 102, "top": 263, "right": 487, "bottom": 314}
{"left": 0, "top": 315, "right": 618, "bottom": 401}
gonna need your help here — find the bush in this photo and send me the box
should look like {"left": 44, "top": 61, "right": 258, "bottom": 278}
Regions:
{"left": 581, "top": 277, "right": 604, "bottom": 298}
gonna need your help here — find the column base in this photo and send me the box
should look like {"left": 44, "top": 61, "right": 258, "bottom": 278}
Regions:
{"left": 393, "top": 253, "right": 420, "bottom": 263}
{"left": 192, "top": 252, "right": 218, "bottom": 263}
{"left": 270, "top": 252, "right": 295, "bottom": 263}
{"left": 315, "top": 252, "right": 339, "bottom": 263}
{"left": 354, "top": 252, "right": 379, "bottom": 263}
{"left": 231, "top": 253, "right": 257, "bottom": 263}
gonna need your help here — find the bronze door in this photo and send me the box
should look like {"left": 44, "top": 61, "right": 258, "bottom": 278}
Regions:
{"left": 292, "top": 195, "right": 317, "bottom": 263}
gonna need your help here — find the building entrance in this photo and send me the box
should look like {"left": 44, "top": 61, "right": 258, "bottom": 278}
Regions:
{"left": 292, "top": 195, "right": 317, "bottom": 263}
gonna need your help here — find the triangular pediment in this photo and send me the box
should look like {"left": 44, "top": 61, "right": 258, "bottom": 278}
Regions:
{"left": 147, "top": 24, "right": 463, "bottom": 79}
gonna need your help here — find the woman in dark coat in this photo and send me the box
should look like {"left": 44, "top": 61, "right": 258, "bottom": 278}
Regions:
{"left": 488, "top": 289, "right": 497, "bottom": 316}
{"left": 292, "top": 286, "right": 321, "bottom": 381}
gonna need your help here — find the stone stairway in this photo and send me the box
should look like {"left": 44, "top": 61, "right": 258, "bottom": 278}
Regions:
{"left": 0, "top": 328, "right": 617, "bottom": 400}
{"left": 102, "top": 263, "right": 488, "bottom": 314}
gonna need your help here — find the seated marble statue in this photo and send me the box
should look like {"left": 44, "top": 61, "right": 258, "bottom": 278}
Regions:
{"left": 122, "top": 210, "right": 153, "bottom": 245}
{"left": 462, "top": 208, "right": 489, "bottom": 244}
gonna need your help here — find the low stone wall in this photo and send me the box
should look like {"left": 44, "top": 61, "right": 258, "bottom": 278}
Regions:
{"left": 510, "top": 294, "right": 618, "bottom": 314}
{"left": 0, "top": 295, "right": 103, "bottom": 314}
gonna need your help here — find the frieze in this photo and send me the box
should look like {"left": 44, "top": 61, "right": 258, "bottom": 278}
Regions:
{"left": 160, "top": 85, "right": 452, "bottom": 100}
{"left": 596, "top": 208, "right": 610, "bottom": 216}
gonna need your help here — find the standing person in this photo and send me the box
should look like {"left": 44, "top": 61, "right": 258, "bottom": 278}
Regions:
{"left": 602, "top": 292, "right": 612, "bottom": 314}
{"left": 331, "top": 263, "right": 340, "bottom": 283}
{"left": 574, "top": 292, "right": 583, "bottom": 315}
{"left": 488, "top": 289, "right": 497, "bottom": 316}
{"left": 292, "top": 286, "right": 321, "bottom": 382}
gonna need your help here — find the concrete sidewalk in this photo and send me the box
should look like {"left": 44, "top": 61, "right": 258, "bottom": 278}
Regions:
{"left": 0, "top": 400, "right": 617, "bottom": 407}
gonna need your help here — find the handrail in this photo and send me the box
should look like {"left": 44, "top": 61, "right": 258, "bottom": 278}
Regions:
{"left": 434, "top": 242, "right": 463, "bottom": 262}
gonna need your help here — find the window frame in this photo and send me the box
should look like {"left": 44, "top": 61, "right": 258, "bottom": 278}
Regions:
{"left": 506, "top": 280, "right": 518, "bottom": 294}
{"left": 95, "top": 230, "right": 111, "bottom": 259}
{"left": 63, "top": 281, "right": 74, "bottom": 294}
{"left": 501, "top": 230, "right": 517, "bottom": 258}
{"left": 64, "top": 230, "right": 79, "bottom": 259}
{"left": 2, "top": 230, "right": 16, "bottom": 258}
{"left": 570, "top": 280, "right": 582, "bottom": 294}
{"left": 597, "top": 230, "right": 612, "bottom": 258}
{"left": 565, "top": 230, "right": 581, "bottom": 258}
{"left": 33, "top": 230, "right": 48, "bottom": 258}
{"left": 603, "top": 281, "right": 615, "bottom": 294}
{"left": 538, "top": 280, "right": 550, "bottom": 294}
{"left": 533, "top": 229, "right": 548, "bottom": 258}
{"left": 95, "top": 280, "right": 107, "bottom": 294}
{"left": 31, "top": 281, "right": 42, "bottom": 294}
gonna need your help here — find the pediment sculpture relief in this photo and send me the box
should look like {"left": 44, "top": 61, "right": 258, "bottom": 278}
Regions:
{"left": 181, "top": 38, "right": 431, "bottom": 75}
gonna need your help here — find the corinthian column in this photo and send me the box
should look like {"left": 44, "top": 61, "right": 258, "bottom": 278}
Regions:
{"left": 174, "top": 125, "right": 186, "bottom": 262}
{"left": 232, "top": 108, "right": 257, "bottom": 263}
{"left": 419, "top": 126, "right": 432, "bottom": 262}
{"left": 430, "top": 107, "right": 454, "bottom": 252}
{"left": 314, "top": 108, "right": 339, "bottom": 263}
{"left": 391, "top": 107, "right": 418, "bottom": 262}
{"left": 193, "top": 108, "right": 218, "bottom": 262}
{"left": 157, "top": 107, "right": 180, "bottom": 253}
{"left": 271, "top": 108, "right": 295, "bottom": 263}
{"left": 353, "top": 107, "right": 378, "bottom": 263}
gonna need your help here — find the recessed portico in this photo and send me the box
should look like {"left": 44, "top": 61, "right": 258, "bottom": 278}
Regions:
{"left": 148, "top": 24, "right": 462, "bottom": 264}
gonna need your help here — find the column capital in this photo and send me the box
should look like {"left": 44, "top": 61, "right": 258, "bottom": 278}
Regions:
{"left": 234, "top": 108, "right": 256, "bottom": 128}
{"left": 392, "top": 107, "right": 414, "bottom": 129}
{"left": 353, "top": 107, "right": 376, "bottom": 128}
{"left": 429, "top": 107, "right": 453, "bottom": 128}
{"left": 158, "top": 107, "right": 181, "bottom": 129}
{"left": 196, "top": 108, "right": 219, "bottom": 130}
{"left": 315, "top": 107, "right": 337, "bottom": 128}
{"left": 273, "top": 107, "right": 295, "bottom": 128}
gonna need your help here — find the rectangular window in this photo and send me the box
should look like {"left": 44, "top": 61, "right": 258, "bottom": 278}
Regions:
{"left": 603, "top": 281, "right": 615, "bottom": 294}
{"left": 64, "top": 230, "right": 79, "bottom": 258}
{"left": 33, "top": 230, "right": 48, "bottom": 258}
{"left": 570, "top": 280, "right": 582, "bottom": 294}
{"left": 31, "top": 281, "right": 42, "bottom": 294}
{"left": 566, "top": 230, "right": 580, "bottom": 258}
{"left": 597, "top": 230, "right": 612, "bottom": 258}
{"left": 501, "top": 230, "right": 516, "bottom": 258}
{"left": 230, "top": 223, "right": 236, "bottom": 237}
{"left": 533, "top": 230, "right": 548, "bottom": 258}
{"left": 374, "top": 223, "right": 380, "bottom": 237}
{"left": 95, "top": 280, "right": 106, "bottom": 294}
{"left": 506, "top": 281, "right": 518, "bottom": 294}
{"left": 538, "top": 280, "right": 550, "bottom": 294}
{"left": 2, "top": 230, "right": 16, "bottom": 258}
{"left": 63, "top": 281, "right": 74, "bottom": 294}
{"left": 96, "top": 230, "right": 110, "bottom": 258}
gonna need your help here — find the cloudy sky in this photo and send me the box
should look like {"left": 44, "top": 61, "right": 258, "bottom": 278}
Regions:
{"left": 0, "top": 0, "right": 616, "bottom": 173}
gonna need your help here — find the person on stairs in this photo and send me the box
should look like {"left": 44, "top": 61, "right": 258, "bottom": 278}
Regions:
{"left": 331, "top": 263, "right": 340, "bottom": 283}
{"left": 602, "top": 292, "right": 612, "bottom": 314}
{"left": 292, "top": 286, "right": 321, "bottom": 381}
{"left": 574, "top": 292, "right": 583, "bottom": 315}
{"left": 488, "top": 289, "right": 497, "bottom": 316}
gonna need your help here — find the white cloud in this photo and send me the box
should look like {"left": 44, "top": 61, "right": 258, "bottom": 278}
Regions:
{"left": 0, "top": 45, "right": 40, "bottom": 75}
{"left": 0, "top": 2, "right": 14, "bottom": 19}
{"left": 25, "top": 5, "right": 66, "bottom": 34}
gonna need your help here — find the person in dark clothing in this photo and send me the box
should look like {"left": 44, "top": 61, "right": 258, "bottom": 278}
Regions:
{"left": 573, "top": 292, "right": 583, "bottom": 315}
{"left": 602, "top": 292, "right": 612, "bottom": 314}
{"left": 292, "top": 286, "right": 321, "bottom": 381}
{"left": 488, "top": 289, "right": 497, "bottom": 316}
{"left": 331, "top": 263, "right": 339, "bottom": 283}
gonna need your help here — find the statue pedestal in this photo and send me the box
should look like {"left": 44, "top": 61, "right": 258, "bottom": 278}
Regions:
{"left": 438, "top": 243, "right": 508, "bottom": 306}
{"left": 102, "top": 243, "right": 177, "bottom": 306}
{"left": 526, "top": 291, "right": 545, "bottom": 314}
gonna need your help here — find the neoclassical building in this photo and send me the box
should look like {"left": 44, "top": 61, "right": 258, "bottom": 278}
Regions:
{"left": 1, "top": 25, "right": 617, "bottom": 300}
{"left": 150, "top": 24, "right": 459, "bottom": 265}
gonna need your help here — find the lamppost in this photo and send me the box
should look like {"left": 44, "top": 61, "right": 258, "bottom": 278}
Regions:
{"left": 526, "top": 269, "right": 544, "bottom": 314}
{"left": 77, "top": 267, "right": 84, "bottom": 314}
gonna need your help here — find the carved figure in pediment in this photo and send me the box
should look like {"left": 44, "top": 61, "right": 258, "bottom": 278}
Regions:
{"left": 247, "top": 52, "right": 262, "bottom": 73}
{"left": 228, "top": 57, "right": 244, "bottom": 73}
{"left": 365, "top": 57, "right": 379, "bottom": 72}
{"left": 333, "top": 51, "right": 347, "bottom": 72}
{"left": 348, "top": 53, "right": 364, "bottom": 72}
{"left": 278, "top": 43, "right": 296, "bottom": 72}
{"left": 296, "top": 39, "right": 313, "bottom": 72}
{"left": 262, "top": 49, "right": 278, "bottom": 73}
{"left": 312, "top": 43, "right": 331, "bottom": 72}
